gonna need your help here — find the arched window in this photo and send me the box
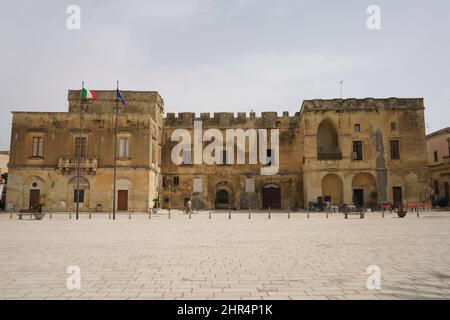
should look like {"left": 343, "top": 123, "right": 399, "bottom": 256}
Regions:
{"left": 317, "top": 120, "right": 341, "bottom": 160}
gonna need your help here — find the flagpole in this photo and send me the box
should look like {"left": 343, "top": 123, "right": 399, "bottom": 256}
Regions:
{"left": 112, "top": 81, "right": 119, "bottom": 220}
{"left": 76, "top": 81, "right": 84, "bottom": 220}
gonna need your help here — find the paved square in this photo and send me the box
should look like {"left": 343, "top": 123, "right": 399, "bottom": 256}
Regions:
{"left": 0, "top": 210, "right": 450, "bottom": 300}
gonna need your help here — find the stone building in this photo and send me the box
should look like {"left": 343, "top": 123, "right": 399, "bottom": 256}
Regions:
{"left": 161, "top": 112, "right": 302, "bottom": 210}
{"left": 6, "top": 91, "right": 430, "bottom": 211}
{"left": 426, "top": 127, "right": 450, "bottom": 205}
{"left": 161, "top": 98, "right": 428, "bottom": 210}
{"left": 6, "top": 91, "right": 163, "bottom": 212}
{"left": 0, "top": 151, "right": 9, "bottom": 175}
{"left": 300, "top": 98, "right": 428, "bottom": 208}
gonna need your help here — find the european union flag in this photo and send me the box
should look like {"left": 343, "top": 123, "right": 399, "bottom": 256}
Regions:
{"left": 116, "top": 89, "right": 126, "bottom": 106}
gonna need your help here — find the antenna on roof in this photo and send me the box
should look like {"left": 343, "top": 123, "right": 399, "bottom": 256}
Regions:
{"left": 339, "top": 80, "right": 343, "bottom": 99}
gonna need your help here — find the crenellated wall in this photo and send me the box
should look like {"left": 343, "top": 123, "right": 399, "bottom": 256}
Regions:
{"left": 6, "top": 93, "right": 430, "bottom": 212}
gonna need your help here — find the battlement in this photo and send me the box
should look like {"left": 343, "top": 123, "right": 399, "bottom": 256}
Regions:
{"left": 300, "top": 97, "right": 424, "bottom": 114}
{"left": 163, "top": 111, "right": 300, "bottom": 128}
{"left": 165, "top": 111, "right": 298, "bottom": 120}
{"left": 67, "top": 90, "right": 164, "bottom": 121}
{"left": 68, "top": 90, "right": 163, "bottom": 103}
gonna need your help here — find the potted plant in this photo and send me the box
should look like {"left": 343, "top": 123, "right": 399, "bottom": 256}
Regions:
{"left": 152, "top": 198, "right": 160, "bottom": 213}
{"left": 32, "top": 203, "right": 46, "bottom": 220}
{"left": 397, "top": 205, "right": 407, "bottom": 218}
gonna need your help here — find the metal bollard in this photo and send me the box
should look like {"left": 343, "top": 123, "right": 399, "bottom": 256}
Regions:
{"left": 307, "top": 211, "right": 310, "bottom": 219}
{"left": 148, "top": 210, "right": 151, "bottom": 219}
{"left": 50, "top": 212, "right": 52, "bottom": 219}
{"left": 228, "top": 206, "right": 231, "bottom": 219}
{"left": 189, "top": 209, "right": 191, "bottom": 219}
{"left": 248, "top": 207, "right": 251, "bottom": 219}
{"left": 382, "top": 209, "right": 385, "bottom": 218}
{"left": 288, "top": 207, "right": 291, "bottom": 219}
{"left": 268, "top": 206, "right": 271, "bottom": 219}
{"left": 209, "top": 208, "right": 211, "bottom": 219}
{"left": 10, "top": 211, "right": 12, "bottom": 219}
{"left": 417, "top": 206, "right": 420, "bottom": 218}
{"left": 326, "top": 210, "right": 329, "bottom": 219}
{"left": 168, "top": 209, "right": 171, "bottom": 219}
{"left": 89, "top": 211, "right": 91, "bottom": 219}
{"left": 129, "top": 211, "right": 131, "bottom": 219}
{"left": 69, "top": 212, "right": 72, "bottom": 219}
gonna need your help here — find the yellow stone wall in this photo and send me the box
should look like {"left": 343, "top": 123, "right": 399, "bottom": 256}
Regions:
{"left": 6, "top": 90, "right": 163, "bottom": 212}
{"left": 6, "top": 93, "right": 430, "bottom": 212}
{"left": 301, "top": 98, "right": 429, "bottom": 207}
{"left": 426, "top": 128, "right": 450, "bottom": 201}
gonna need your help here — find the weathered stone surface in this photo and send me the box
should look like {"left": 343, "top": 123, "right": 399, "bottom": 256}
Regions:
{"left": 6, "top": 91, "right": 164, "bottom": 212}
{"left": 6, "top": 93, "right": 429, "bottom": 211}
{"left": 426, "top": 127, "right": 450, "bottom": 204}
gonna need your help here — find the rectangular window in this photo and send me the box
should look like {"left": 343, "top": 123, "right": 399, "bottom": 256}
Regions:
{"left": 390, "top": 140, "right": 400, "bottom": 160}
{"left": 354, "top": 124, "right": 361, "bottom": 132}
{"left": 73, "top": 189, "right": 85, "bottom": 203}
{"left": 352, "top": 141, "right": 363, "bottom": 160}
{"left": 434, "top": 151, "right": 438, "bottom": 162}
{"left": 390, "top": 122, "right": 397, "bottom": 131}
{"left": 75, "top": 137, "right": 86, "bottom": 157}
{"left": 173, "top": 176, "right": 179, "bottom": 186}
{"left": 119, "top": 138, "right": 129, "bottom": 159}
{"left": 32, "top": 137, "right": 43, "bottom": 157}
{"left": 193, "top": 178, "right": 202, "bottom": 193}
{"left": 162, "top": 177, "right": 168, "bottom": 189}
{"left": 245, "top": 178, "right": 255, "bottom": 192}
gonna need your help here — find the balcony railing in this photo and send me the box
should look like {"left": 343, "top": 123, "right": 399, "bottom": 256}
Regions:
{"left": 58, "top": 157, "right": 98, "bottom": 173}
{"left": 317, "top": 152, "right": 342, "bottom": 161}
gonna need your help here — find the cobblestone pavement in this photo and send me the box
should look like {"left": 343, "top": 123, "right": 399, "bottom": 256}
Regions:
{"left": 0, "top": 210, "right": 450, "bottom": 300}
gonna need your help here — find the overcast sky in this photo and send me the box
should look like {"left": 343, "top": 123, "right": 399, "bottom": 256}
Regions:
{"left": 0, "top": 0, "right": 449, "bottom": 149}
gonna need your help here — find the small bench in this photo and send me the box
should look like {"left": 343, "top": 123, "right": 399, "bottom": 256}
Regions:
{"left": 17, "top": 209, "right": 45, "bottom": 220}
{"left": 342, "top": 206, "right": 365, "bottom": 219}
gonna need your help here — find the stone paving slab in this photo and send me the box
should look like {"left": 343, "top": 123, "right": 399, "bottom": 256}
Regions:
{"left": 0, "top": 210, "right": 450, "bottom": 300}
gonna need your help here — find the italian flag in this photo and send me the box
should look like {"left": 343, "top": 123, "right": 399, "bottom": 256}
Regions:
{"left": 81, "top": 88, "right": 96, "bottom": 100}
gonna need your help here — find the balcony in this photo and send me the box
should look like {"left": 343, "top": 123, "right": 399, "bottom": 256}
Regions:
{"left": 58, "top": 157, "right": 98, "bottom": 174}
{"left": 317, "top": 152, "right": 342, "bottom": 161}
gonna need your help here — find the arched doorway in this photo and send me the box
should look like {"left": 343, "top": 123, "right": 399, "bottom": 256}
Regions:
{"left": 322, "top": 174, "right": 343, "bottom": 205}
{"left": 23, "top": 176, "right": 46, "bottom": 210}
{"left": 317, "top": 119, "right": 341, "bottom": 160}
{"left": 217, "top": 190, "right": 229, "bottom": 204}
{"left": 262, "top": 184, "right": 281, "bottom": 209}
{"left": 352, "top": 173, "right": 377, "bottom": 207}
{"left": 215, "top": 181, "right": 233, "bottom": 209}
{"left": 68, "top": 176, "right": 90, "bottom": 210}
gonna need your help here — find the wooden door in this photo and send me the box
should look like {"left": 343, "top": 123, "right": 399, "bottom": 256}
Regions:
{"left": 117, "top": 190, "right": 128, "bottom": 211}
{"left": 263, "top": 185, "right": 281, "bottom": 209}
{"left": 353, "top": 189, "right": 364, "bottom": 207}
{"left": 29, "top": 189, "right": 40, "bottom": 210}
{"left": 393, "top": 187, "right": 403, "bottom": 206}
